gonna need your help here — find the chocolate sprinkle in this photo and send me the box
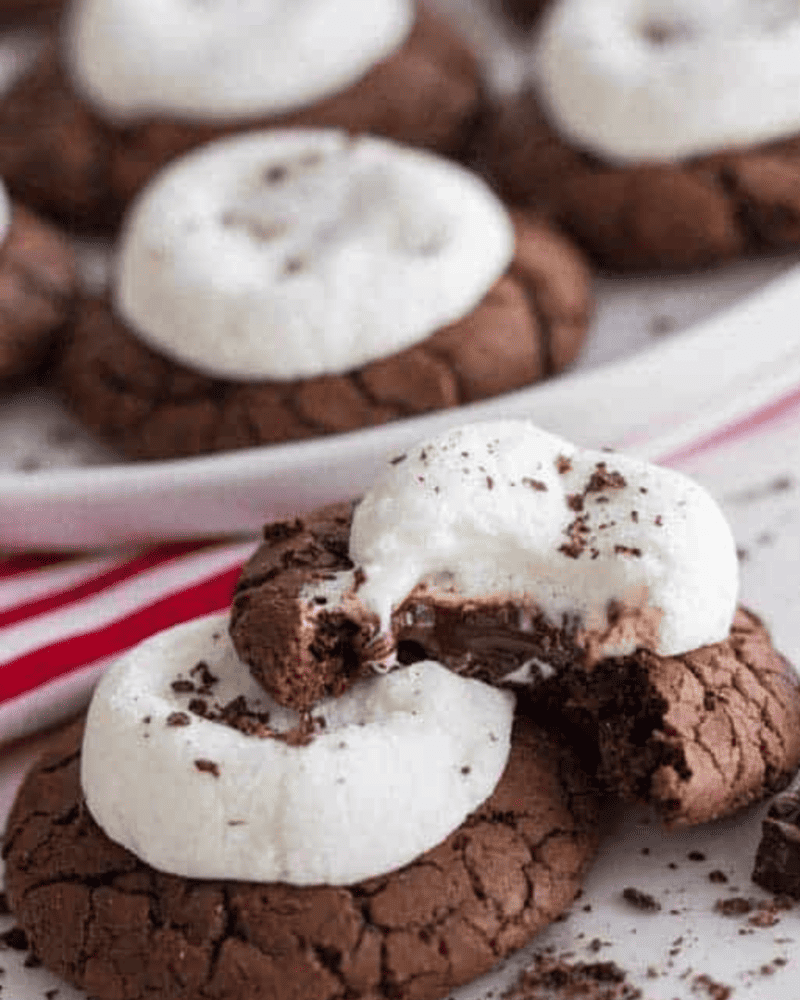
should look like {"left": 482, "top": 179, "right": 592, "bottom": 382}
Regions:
{"left": 166, "top": 712, "right": 191, "bottom": 727}
{"left": 194, "top": 759, "right": 220, "bottom": 777}
{"left": 170, "top": 679, "right": 195, "bottom": 694}
{"left": 522, "top": 477, "right": 548, "bottom": 491}
{"left": 621, "top": 887, "right": 661, "bottom": 912}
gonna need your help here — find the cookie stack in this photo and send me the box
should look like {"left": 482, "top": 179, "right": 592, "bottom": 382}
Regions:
{"left": 5, "top": 418, "right": 800, "bottom": 1000}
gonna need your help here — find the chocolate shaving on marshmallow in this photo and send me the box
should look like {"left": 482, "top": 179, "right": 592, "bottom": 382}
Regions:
{"left": 81, "top": 612, "right": 514, "bottom": 885}
{"left": 66, "top": 0, "right": 413, "bottom": 123}
{"left": 114, "top": 130, "right": 514, "bottom": 381}
{"left": 535, "top": 0, "right": 800, "bottom": 162}
{"left": 349, "top": 420, "right": 739, "bottom": 662}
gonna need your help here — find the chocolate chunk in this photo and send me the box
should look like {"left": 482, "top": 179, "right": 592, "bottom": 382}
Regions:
{"left": 752, "top": 769, "right": 800, "bottom": 897}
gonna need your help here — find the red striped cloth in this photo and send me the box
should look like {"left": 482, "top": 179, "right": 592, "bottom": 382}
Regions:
{"left": 3, "top": 377, "right": 800, "bottom": 748}
{"left": 0, "top": 536, "right": 257, "bottom": 746}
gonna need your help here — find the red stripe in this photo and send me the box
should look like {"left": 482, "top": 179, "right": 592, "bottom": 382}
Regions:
{"left": 0, "top": 564, "right": 242, "bottom": 704}
{"left": 0, "top": 539, "right": 219, "bottom": 629}
{"left": 0, "top": 552, "right": 79, "bottom": 580}
{"left": 662, "top": 382, "right": 800, "bottom": 467}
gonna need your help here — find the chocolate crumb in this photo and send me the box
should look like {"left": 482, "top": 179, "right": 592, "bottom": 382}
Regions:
{"left": 708, "top": 870, "right": 728, "bottom": 884}
{"left": 0, "top": 928, "right": 28, "bottom": 951}
{"left": 630, "top": 511, "right": 639, "bottom": 522}
{"left": 567, "top": 493, "right": 584, "bottom": 512}
{"left": 560, "top": 515, "right": 590, "bottom": 558}
{"left": 189, "top": 698, "right": 208, "bottom": 716}
{"left": 194, "top": 759, "right": 220, "bottom": 777}
{"left": 715, "top": 897, "right": 752, "bottom": 916}
{"left": 166, "top": 712, "right": 191, "bottom": 727}
{"left": 227, "top": 820, "right": 246, "bottom": 826}
{"left": 264, "top": 164, "right": 288, "bottom": 184}
{"left": 621, "top": 887, "right": 661, "bottom": 912}
{"left": 654, "top": 514, "right": 663, "bottom": 525}
{"left": 506, "top": 954, "right": 642, "bottom": 999}
{"left": 687, "top": 851, "right": 706, "bottom": 861}
{"left": 190, "top": 660, "right": 219, "bottom": 691}
{"left": 487, "top": 476, "right": 494, "bottom": 490}
{"left": 556, "top": 455, "right": 572, "bottom": 474}
{"left": 522, "top": 477, "right": 548, "bottom": 491}
{"left": 691, "top": 973, "right": 731, "bottom": 999}
{"left": 614, "top": 545, "right": 642, "bottom": 557}
{"left": 389, "top": 453, "right": 407, "bottom": 465}
{"left": 586, "top": 462, "right": 627, "bottom": 493}
{"left": 141, "top": 716, "right": 151, "bottom": 725}
{"left": 171, "top": 679, "right": 195, "bottom": 693}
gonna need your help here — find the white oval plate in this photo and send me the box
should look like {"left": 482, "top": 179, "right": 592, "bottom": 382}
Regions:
{"left": 3, "top": 255, "right": 800, "bottom": 550}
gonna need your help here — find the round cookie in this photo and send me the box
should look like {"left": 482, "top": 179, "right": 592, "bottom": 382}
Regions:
{"left": 0, "top": 6, "right": 482, "bottom": 229}
{"left": 524, "top": 607, "right": 800, "bottom": 826}
{"left": 57, "top": 210, "right": 592, "bottom": 460}
{"left": 476, "top": 4, "right": 800, "bottom": 272}
{"left": 0, "top": 196, "right": 78, "bottom": 383}
{"left": 2, "top": 715, "right": 601, "bottom": 1000}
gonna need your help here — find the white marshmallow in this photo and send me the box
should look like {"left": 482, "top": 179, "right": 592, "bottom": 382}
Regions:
{"left": 350, "top": 420, "right": 739, "bottom": 658}
{"left": 81, "top": 612, "right": 515, "bottom": 885}
{"left": 65, "top": 0, "right": 413, "bottom": 124}
{"left": 114, "top": 130, "right": 514, "bottom": 381}
{"left": 0, "top": 181, "right": 10, "bottom": 248}
{"left": 535, "top": 0, "right": 800, "bottom": 162}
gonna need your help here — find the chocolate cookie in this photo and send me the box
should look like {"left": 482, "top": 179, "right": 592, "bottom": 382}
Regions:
{"left": 57, "top": 212, "right": 592, "bottom": 459}
{"left": 3, "top": 716, "right": 601, "bottom": 1000}
{"left": 0, "top": 7, "right": 482, "bottom": 230}
{"left": 0, "top": 201, "right": 77, "bottom": 383}
{"left": 477, "top": 83, "right": 800, "bottom": 273}
{"left": 525, "top": 607, "right": 800, "bottom": 826}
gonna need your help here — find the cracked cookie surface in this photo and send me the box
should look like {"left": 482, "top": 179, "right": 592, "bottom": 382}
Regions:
{"left": 57, "top": 213, "right": 591, "bottom": 459}
{"left": 0, "top": 6, "right": 482, "bottom": 229}
{"left": 2, "top": 716, "right": 600, "bottom": 1000}
{"left": 0, "top": 202, "right": 77, "bottom": 382}
{"left": 478, "top": 85, "right": 800, "bottom": 272}
{"left": 525, "top": 608, "right": 800, "bottom": 825}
